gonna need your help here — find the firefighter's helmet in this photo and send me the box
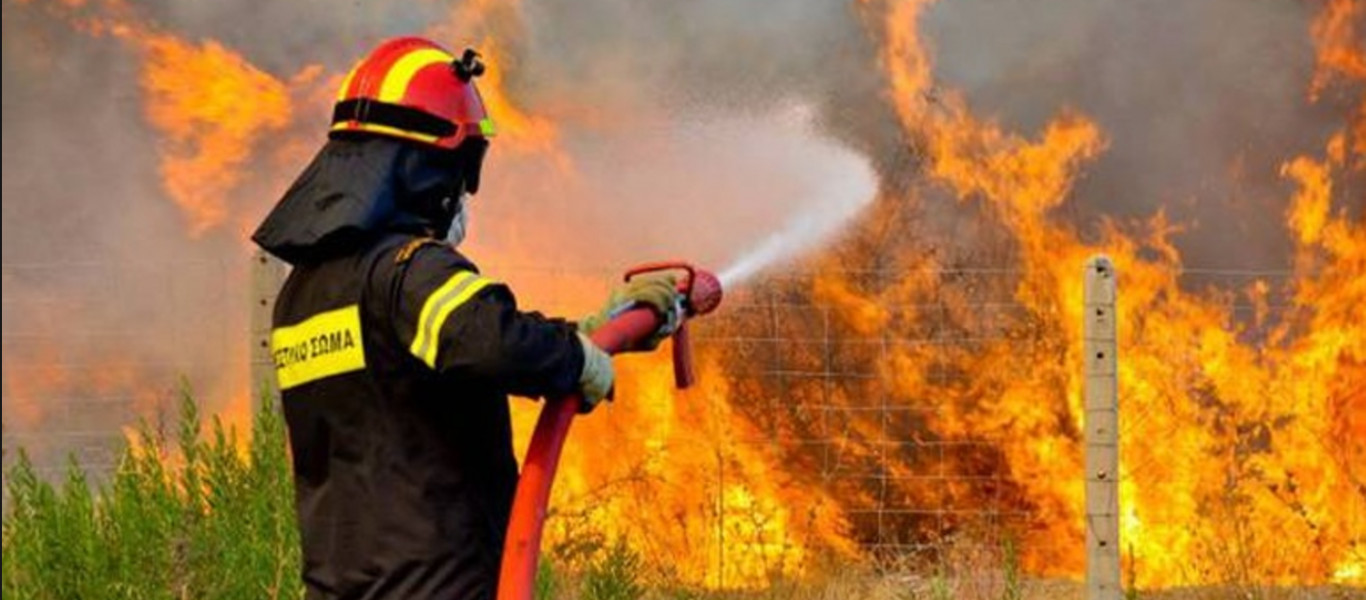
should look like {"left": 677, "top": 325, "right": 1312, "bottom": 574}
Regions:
{"left": 330, "top": 37, "right": 496, "bottom": 150}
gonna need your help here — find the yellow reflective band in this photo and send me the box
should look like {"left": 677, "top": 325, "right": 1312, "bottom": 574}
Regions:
{"left": 409, "top": 271, "right": 493, "bottom": 368}
{"left": 330, "top": 121, "right": 441, "bottom": 145}
{"left": 378, "top": 48, "right": 452, "bottom": 103}
{"left": 272, "top": 305, "right": 367, "bottom": 390}
{"left": 478, "top": 117, "right": 497, "bottom": 137}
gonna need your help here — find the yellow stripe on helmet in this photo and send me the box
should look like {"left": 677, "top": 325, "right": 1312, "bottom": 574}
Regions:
{"left": 335, "top": 60, "right": 362, "bottom": 102}
{"left": 330, "top": 121, "right": 442, "bottom": 145}
{"left": 378, "top": 48, "right": 453, "bottom": 104}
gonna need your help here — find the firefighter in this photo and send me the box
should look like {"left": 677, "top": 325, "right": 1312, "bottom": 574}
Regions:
{"left": 251, "top": 37, "right": 680, "bottom": 600}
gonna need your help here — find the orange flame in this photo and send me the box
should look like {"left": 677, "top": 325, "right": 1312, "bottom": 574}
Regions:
{"left": 1311, "top": 0, "right": 1366, "bottom": 95}
{"left": 28, "top": 0, "right": 295, "bottom": 236}
{"left": 8, "top": 0, "right": 1365, "bottom": 591}
{"left": 528, "top": 352, "right": 859, "bottom": 584}
{"left": 1311, "top": 0, "right": 1366, "bottom": 167}
{"left": 430, "top": 0, "right": 569, "bottom": 167}
{"left": 133, "top": 34, "right": 292, "bottom": 236}
{"left": 853, "top": 0, "right": 1366, "bottom": 586}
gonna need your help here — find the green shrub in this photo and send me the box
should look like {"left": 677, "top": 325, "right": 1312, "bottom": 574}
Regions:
{"left": 536, "top": 557, "right": 563, "bottom": 600}
{"left": 579, "top": 539, "right": 646, "bottom": 600}
{"left": 2, "top": 387, "right": 300, "bottom": 600}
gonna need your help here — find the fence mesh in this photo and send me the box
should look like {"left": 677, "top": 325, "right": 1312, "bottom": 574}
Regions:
{"left": 3, "top": 256, "right": 1360, "bottom": 594}
{"left": 2, "top": 258, "right": 244, "bottom": 481}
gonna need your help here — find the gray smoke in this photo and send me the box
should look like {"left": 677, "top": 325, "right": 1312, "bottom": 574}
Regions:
{"left": 3, "top": 0, "right": 1360, "bottom": 471}
{"left": 919, "top": 0, "right": 1359, "bottom": 268}
{"left": 3, "top": 2, "right": 251, "bottom": 473}
{"left": 497, "top": 0, "right": 1358, "bottom": 270}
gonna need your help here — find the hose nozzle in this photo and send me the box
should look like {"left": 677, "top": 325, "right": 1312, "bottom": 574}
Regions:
{"left": 624, "top": 262, "right": 724, "bottom": 389}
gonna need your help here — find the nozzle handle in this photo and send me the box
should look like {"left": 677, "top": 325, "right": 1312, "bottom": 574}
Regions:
{"left": 625, "top": 261, "right": 698, "bottom": 313}
{"left": 623, "top": 261, "right": 723, "bottom": 389}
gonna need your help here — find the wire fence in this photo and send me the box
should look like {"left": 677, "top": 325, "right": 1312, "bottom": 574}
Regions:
{"left": 4, "top": 254, "right": 1360, "bottom": 593}
{"left": 682, "top": 266, "right": 1065, "bottom": 584}
{"left": 2, "top": 258, "right": 244, "bottom": 482}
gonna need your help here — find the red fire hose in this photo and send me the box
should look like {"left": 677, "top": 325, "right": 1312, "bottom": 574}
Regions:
{"left": 497, "top": 262, "right": 724, "bottom": 600}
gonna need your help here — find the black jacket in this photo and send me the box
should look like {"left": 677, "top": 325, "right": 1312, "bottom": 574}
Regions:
{"left": 254, "top": 138, "right": 584, "bottom": 599}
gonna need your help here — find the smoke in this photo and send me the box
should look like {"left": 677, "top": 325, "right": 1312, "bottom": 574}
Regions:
{"left": 477, "top": 0, "right": 1360, "bottom": 273}
{"left": 126, "top": 0, "right": 893, "bottom": 274}
{"left": 4, "top": 0, "right": 1364, "bottom": 585}
{"left": 918, "top": 0, "right": 1360, "bottom": 268}
{"left": 2, "top": 2, "right": 267, "bottom": 464}
{"left": 5, "top": 0, "right": 1353, "bottom": 270}
{"left": 3, "top": 0, "right": 1360, "bottom": 480}
{"left": 0, "top": 0, "right": 889, "bottom": 461}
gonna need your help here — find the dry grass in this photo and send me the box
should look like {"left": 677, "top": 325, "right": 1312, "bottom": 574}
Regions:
{"left": 4, "top": 392, "right": 1361, "bottom": 600}
{"left": 622, "top": 577, "right": 1359, "bottom": 600}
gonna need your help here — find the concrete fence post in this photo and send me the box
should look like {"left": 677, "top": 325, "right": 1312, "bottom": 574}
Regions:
{"left": 1084, "top": 255, "right": 1121, "bottom": 600}
{"left": 250, "top": 249, "right": 288, "bottom": 415}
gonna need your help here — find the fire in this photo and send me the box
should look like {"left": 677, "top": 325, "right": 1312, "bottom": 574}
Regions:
{"left": 837, "top": 0, "right": 1366, "bottom": 587}
{"left": 1311, "top": 0, "right": 1366, "bottom": 166}
{"left": 483, "top": 269, "right": 855, "bottom": 584}
{"left": 2, "top": 338, "right": 173, "bottom": 461}
{"left": 431, "top": 0, "right": 568, "bottom": 165}
{"left": 25, "top": 0, "right": 295, "bottom": 236}
{"left": 2, "top": 342, "right": 66, "bottom": 430}
{"left": 435, "top": 1, "right": 856, "bottom": 567}
{"left": 1311, "top": 0, "right": 1366, "bottom": 88}
{"left": 133, "top": 34, "right": 292, "bottom": 237}
{"left": 475, "top": 41, "right": 566, "bottom": 163}
{"left": 527, "top": 351, "right": 858, "bottom": 584}
{"left": 6, "top": 0, "right": 1365, "bottom": 592}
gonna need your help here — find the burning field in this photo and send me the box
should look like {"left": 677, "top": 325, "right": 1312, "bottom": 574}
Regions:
{"left": 3, "top": 0, "right": 1363, "bottom": 595}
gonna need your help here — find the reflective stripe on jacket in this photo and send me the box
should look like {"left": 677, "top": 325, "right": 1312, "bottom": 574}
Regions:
{"left": 271, "top": 233, "right": 584, "bottom": 600}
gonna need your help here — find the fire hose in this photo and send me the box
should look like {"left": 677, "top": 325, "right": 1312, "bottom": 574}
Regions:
{"left": 497, "top": 262, "right": 724, "bottom": 600}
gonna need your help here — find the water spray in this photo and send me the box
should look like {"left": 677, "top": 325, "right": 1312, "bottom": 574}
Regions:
{"left": 717, "top": 178, "right": 877, "bottom": 288}
{"left": 718, "top": 209, "right": 831, "bottom": 288}
{"left": 498, "top": 262, "right": 724, "bottom": 600}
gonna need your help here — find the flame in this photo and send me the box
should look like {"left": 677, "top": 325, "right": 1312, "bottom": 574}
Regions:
{"left": 1310, "top": 0, "right": 1366, "bottom": 96}
{"left": 525, "top": 352, "right": 858, "bottom": 585}
{"left": 476, "top": 41, "right": 566, "bottom": 162}
{"left": 430, "top": 0, "right": 569, "bottom": 166}
{"left": 133, "top": 33, "right": 292, "bottom": 236}
{"left": 416, "top": 27, "right": 855, "bottom": 571}
{"left": 10, "top": 1, "right": 332, "bottom": 445}
{"left": 1311, "top": 0, "right": 1366, "bottom": 166}
{"left": 2, "top": 343, "right": 66, "bottom": 429}
{"left": 483, "top": 270, "right": 855, "bottom": 584}
{"left": 7, "top": 0, "right": 1365, "bottom": 592}
{"left": 3, "top": 339, "right": 173, "bottom": 447}
{"left": 836, "top": 0, "right": 1366, "bottom": 586}
{"left": 25, "top": 0, "right": 295, "bottom": 236}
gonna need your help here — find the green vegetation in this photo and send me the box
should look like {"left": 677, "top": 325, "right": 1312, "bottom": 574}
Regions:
{"left": 1, "top": 391, "right": 721, "bottom": 600}
{"left": 3, "top": 387, "right": 299, "bottom": 600}
{"left": 7, "top": 391, "right": 1333, "bottom": 600}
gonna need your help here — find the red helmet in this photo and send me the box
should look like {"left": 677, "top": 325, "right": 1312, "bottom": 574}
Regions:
{"left": 330, "top": 37, "right": 496, "bottom": 150}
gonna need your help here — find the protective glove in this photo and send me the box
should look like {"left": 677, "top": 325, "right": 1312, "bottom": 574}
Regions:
{"left": 578, "top": 274, "right": 682, "bottom": 352}
{"left": 576, "top": 332, "right": 615, "bottom": 414}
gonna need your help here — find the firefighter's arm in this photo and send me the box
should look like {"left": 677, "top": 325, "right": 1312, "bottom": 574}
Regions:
{"left": 394, "top": 246, "right": 587, "bottom": 399}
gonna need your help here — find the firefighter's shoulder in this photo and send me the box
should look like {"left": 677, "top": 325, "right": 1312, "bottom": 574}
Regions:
{"left": 385, "top": 235, "right": 507, "bottom": 312}
{"left": 391, "top": 235, "right": 481, "bottom": 274}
